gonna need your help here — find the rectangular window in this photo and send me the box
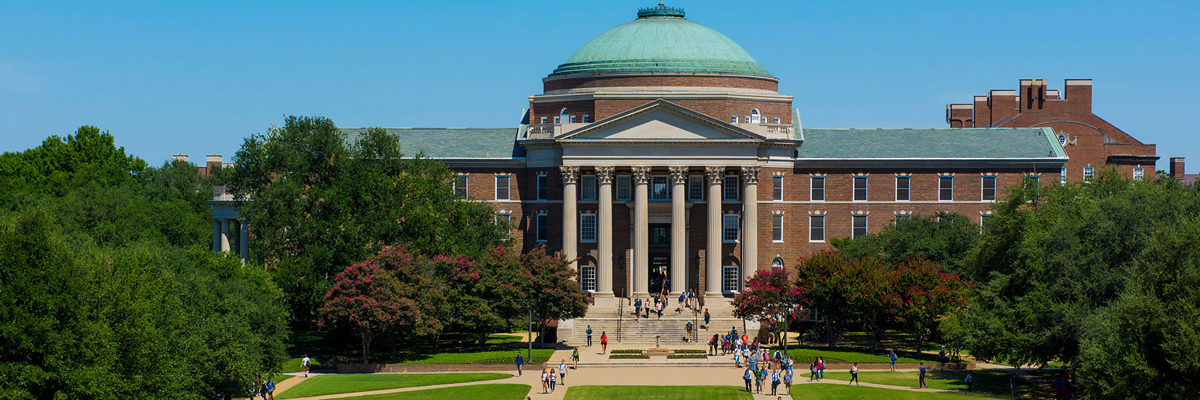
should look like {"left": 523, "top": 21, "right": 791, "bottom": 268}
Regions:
{"left": 852, "top": 214, "right": 868, "bottom": 238}
{"left": 722, "top": 265, "right": 740, "bottom": 292}
{"left": 895, "top": 176, "right": 910, "bottom": 201}
{"left": 772, "top": 214, "right": 783, "bottom": 242}
{"left": 773, "top": 117, "right": 781, "bottom": 124}
{"left": 540, "top": 117, "right": 547, "bottom": 124}
{"left": 980, "top": 214, "right": 993, "bottom": 230}
{"left": 616, "top": 175, "right": 631, "bottom": 201}
{"left": 582, "top": 115, "right": 590, "bottom": 123}
{"left": 938, "top": 176, "right": 954, "bottom": 201}
{"left": 722, "top": 214, "right": 739, "bottom": 242}
{"left": 772, "top": 175, "right": 784, "bottom": 201}
{"left": 688, "top": 175, "right": 703, "bottom": 201}
{"left": 569, "top": 115, "right": 576, "bottom": 123}
{"left": 580, "top": 175, "right": 597, "bottom": 201}
{"left": 809, "top": 215, "right": 825, "bottom": 242}
{"left": 580, "top": 214, "right": 597, "bottom": 242}
{"left": 535, "top": 213, "right": 548, "bottom": 242}
{"left": 1133, "top": 167, "right": 1145, "bottom": 181}
{"left": 553, "top": 116, "right": 560, "bottom": 124}
{"left": 731, "top": 115, "right": 739, "bottom": 123}
{"left": 1029, "top": 174, "right": 1040, "bottom": 185}
{"left": 1060, "top": 167, "right": 1068, "bottom": 184}
{"left": 723, "top": 176, "right": 739, "bottom": 201}
{"left": 1083, "top": 167, "right": 1095, "bottom": 183}
{"left": 651, "top": 176, "right": 670, "bottom": 200}
{"left": 495, "top": 175, "right": 510, "bottom": 200}
{"left": 454, "top": 174, "right": 469, "bottom": 198}
{"left": 853, "top": 176, "right": 868, "bottom": 201}
{"left": 495, "top": 213, "right": 511, "bottom": 225}
{"left": 810, "top": 176, "right": 825, "bottom": 201}
{"left": 536, "top": 174, "right": 548, "bottom": 201}
{"left": 981, "top": 176, "right": 997, "bottom": 201}
{"left": 580, "top": 265, "right": 597, "bottom": 292}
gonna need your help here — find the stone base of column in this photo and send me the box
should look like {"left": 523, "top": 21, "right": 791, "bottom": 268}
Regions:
{"left": 591, "top": 292, "right": 618, "bottom": 307}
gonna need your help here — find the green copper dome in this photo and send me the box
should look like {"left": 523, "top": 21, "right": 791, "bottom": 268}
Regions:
{"left": 549, "top": 4, "right": 772, "bottom": 78}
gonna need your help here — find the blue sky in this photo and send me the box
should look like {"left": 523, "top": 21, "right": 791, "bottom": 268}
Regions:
{"left": 1, "top": 0, "right": 1197, "bottom": 171}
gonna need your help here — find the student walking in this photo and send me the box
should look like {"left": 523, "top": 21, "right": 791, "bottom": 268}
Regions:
{"left": 586, "top": 325, "right": 593, "bottom": 346}
{"left": 754, "top": 367, "right": 764, "bottom": 394}
{"left": 817, "top": 357, "right": 825, "bottom": 380}
{"left": 261, "top": 378, "right": 275, "bottom": 400}
{"left": 514, "top": 353, "right": 524, "bottom": 376}
{"left": 965, "top": 372, "right": 973, "bottom": 392}
{"left": 559, "top": 360, "right": 567, "bottom": 385}
{"left": 301, "top": 354, "right": 311, "bottom": 377}
{"left": 600, "top": 332, "right": 608, "bottom": 354}
{"left": 704, "top": 309, "right": 711, "bottom": 330}
{"left": 784, "top": 368, "right": 793, "bottom": 395}
{"left": 889, "top": 349, "right": 897, "bottom": 371}
{"left": 709, "top": 334, "right": 718, "bottom": 355}
{"left": 685, "top": 321, "right": 694, "bottom": 342}
{"left": 770, "top": 370, "right": 781, "bottom": 395}
{"left": 549, "top": 368, "right": 557, "bottom": 393}
{"left": 634, "top": 298, "right": 642, "bottom": 321}
{"left": 918, "top": 363, "right": 929, "bottom": 389}
{"left": 678, "top": 292, "right": 686, "bottom": 314}
{"left": 571, "top": 348, "right": 580, "bottom": 369}
{"left": 849, "top": 363, "right": 860, "bottom": 385}
{"left": 743, "top": 368, "right": 753, "bottom": 392}
{"left": 540, "top": 369, "right": 549, "bottom": 393}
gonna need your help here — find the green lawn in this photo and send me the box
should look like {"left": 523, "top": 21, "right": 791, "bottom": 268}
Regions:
{"left": 781, "top": 347, "right": 955, "bottom": 365}
{"left": 286, "top": 331, "right": 545, "bottom": 367}
{"left": 276, "top": 373, "right": 509, "bottom": 399}
{"left": 281, "top": 357, "right": 321, "bottom": 373}
{"left": 789, "top": 384, "right": 986, "bottom": 400}
{"left": 332, "top": 383, "right": 530, "bottom": 400}
{"left": 564, "top": 386, "right": 753, "bottom": 400}
{"left": 817, "top": 370, "right": 1010, "bottom": 397}
{"left": 392, "top": 348, "right": 555, "bottom": 364}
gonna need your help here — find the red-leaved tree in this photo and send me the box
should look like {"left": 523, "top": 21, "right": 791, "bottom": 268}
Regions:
{"left": 895, "top": 258, "right": 970, "bottom": 352}
{"left": 733, "top": 268, "right": 801, "bottom": 347}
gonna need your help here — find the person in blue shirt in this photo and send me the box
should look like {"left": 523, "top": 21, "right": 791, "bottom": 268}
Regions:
{"left": 261, "top": 379, "right": 275, "bottom": 400}
{"left": 586, "top": 325, "right": 593, "bottom": 346}
{"left": 743, "top": 368, "right": 753, "bottom": 392}
{"left": 515, "top": 353, "right": 525, "bottom": 376}
{"left": 918, "top": 362, "right": 928, "bottom": 388}
{"left": 889, "top": 349, "right": 898, "bottom": 371}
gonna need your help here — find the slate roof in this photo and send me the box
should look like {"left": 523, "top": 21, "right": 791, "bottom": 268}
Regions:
{"left": 341, "top": 128, "right": 520, "bottom": 159}
{"left": 797, "top": 128, "right": 1066, "bottom": 159}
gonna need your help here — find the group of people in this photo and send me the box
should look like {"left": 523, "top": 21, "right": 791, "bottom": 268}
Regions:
{"left": 537, "top": 362, "right": 569, "bottom": 394}
{"left": 249, "top": 374, "right": 276, "bottom": 400}
{"left": 631, "top": 290, "right": 700, "bottom": 321}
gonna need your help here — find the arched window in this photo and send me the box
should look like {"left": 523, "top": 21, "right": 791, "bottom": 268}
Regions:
{"left": 560, "top": 108, "right": 569, "bottom": 124}
{"left": 751, "top": 108, "right": 761, "bottom": 124}
{"left": 771, "top": 257, "right": 784, "bottom": 270}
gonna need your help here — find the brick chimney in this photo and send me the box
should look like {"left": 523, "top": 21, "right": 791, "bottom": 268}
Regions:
{"left": 205, "top": 154, "right": 222, "bottom": 171}
{"left": 1170, "top": 157, "right": 1186, "bottom": 177}
{"left": 1064, "top": 79, "right": 1093, "bottom": 113}
{"left": 988, "top": 89, "right": 1018, "bottom": 123}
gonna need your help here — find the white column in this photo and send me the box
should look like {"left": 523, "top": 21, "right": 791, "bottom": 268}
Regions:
{"left": 212, "top": 220, "right": 221, "bottom": 252}
{"left": 219, "top": 219, "right": 231, "bottom": 253}
{"left": 740, "top": 167, "right": 761, "bottom": 289}
{"left": 632, "top": 166, "right": 650, "bottom": 296}
{"left": 239, "top": 220, "right": 250, "bottom": 262}
{"left": 596, "top": 166, "right": 615, "bottom": 296}
{"left": 669, "top": 166, "right": 688, "bottom": 294}
{"left": 705, "top": 166, "right": 724, "bottom": 295}
{"left": 560, "top": 166, "right": 579, "bottom": 269}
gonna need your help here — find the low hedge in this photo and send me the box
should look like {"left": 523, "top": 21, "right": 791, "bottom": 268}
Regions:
{"left": 667, "top": 354, "right": 709, "bottom": 359}
{"left": 609, "top": 349, "right": 644, "bottom": 354}
{"left": 674, "top": 349, "right": 707, "bottom": 354}
{"left": 609, "top": 354, "right": 650, "bottom": 359}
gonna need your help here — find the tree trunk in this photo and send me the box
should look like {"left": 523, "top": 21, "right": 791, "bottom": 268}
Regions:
{"left": 361, "top": 332, "right": 373, "bottom": 364}
{"left": 870, "top": 313, "right": 880, "bottom": 355}
{"left": 914, "top": 323, "right": 923, "bottom": 354}
{"left": 826, "top": 317, "right": 836, "bottom": 349}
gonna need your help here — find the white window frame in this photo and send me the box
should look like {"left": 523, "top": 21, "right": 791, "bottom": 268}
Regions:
{"left": 771, "top": 214, "right": 784, "bottom": 243}
{"left": 580, "top": 214, "right": 597, "bottom": 242}
{"left": 772, "top": 175, "right": 784, "bottom": 201}
{"left": 569, "top": 115, "right": 576, "bottom": 123}
{"left": 852, "top": 214, "right": 868, "bottom": 238}
{"left": 553, "top": 116, "right": 560, "bottom": 124}
{"left": 722, "top": 265, "right": 740, "bottom": 292}
{"left": 687, "top": 175, "right": 703, "bottom": 201}
{"left": 1133, "top": 167, "right": 1144, "bottom": 181}
{"left": 981, "top": 175, "right": 997, "bottom": 201}
{"left": 810, "top": 176, "right": 825, "bottom": 202}
{"left": 495, "top": 212, "right": 511, "bottom": 225}
{"left": 751, "top": 108, "right": 762, "bottom": 124}
{"left": 894, "top": 213, "right": 910, "bottom": 226}
{"left": 722, "top": 214, "right": 739, "bottom": 243}
{"left": 535, "top": 213, "right": 548, "bottom": 242}
{"left": 454, "top": 174, "right": 469, "bottom": 198}
{"left": 853, "top": 176, "right": 868, "bottom": 202}
{"left": 616, "top": 175, "right": 631, "bottom": 201}
{"left": 731, "top": 115, "right": 739, "bottom": 123}
{"left": 938, "top": 175, "right": 954, "bottom": 201}
{"left": 980, "top": 213, "right": 993, "bottom": 229}
{"left": 495, "top": 174, "right": 511, "bottom": 200}
{"left": 650, "top": 175, "right": 670, "bottom": 200}
{"left": 723, "top": 175, "right": 739, "bottom": 201}
{"left": 580, "top": 175, "right": 597, "bottom": 201}
{"left": 809, "top": 214, "right": 825, "bottom": 243}
{"left": 580, "top": 265, "right": 597, "bottom": 292}
{"left": 895, "top": 176, "right": 910, "bottom": 202}
{"left": 535, "top": 173, "right": 548, "bottom": 201}
{"left": 773, "top": 117, "right": 781, "bottom": 124}
{"left": 1083, "top": 166, "right": 1095, "bottom": 183}
{"left": 1060, "top": 167, "right": 1068, "bottom": 184}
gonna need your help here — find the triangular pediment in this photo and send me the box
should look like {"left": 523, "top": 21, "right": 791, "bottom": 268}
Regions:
{"left": 559, "top": 100, "right": 763, "bottom": 142}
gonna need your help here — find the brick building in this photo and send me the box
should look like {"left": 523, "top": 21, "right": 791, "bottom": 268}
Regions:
{"left": 946, "top": 79, "right": 1157, "bottom": 183}
{"left": 343, "top": 4, "right": 1073, "bottom": 306}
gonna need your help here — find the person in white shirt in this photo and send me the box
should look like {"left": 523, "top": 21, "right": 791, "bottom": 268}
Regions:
{"left": 849, "top": 362, "right": 860, "bottom": 385}
{"left": 558, "top": 360, "right": 567, "bottom": 385}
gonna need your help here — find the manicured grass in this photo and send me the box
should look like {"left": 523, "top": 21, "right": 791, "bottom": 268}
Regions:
{"left": 789, "top": 384, "right": 986, "bottom": 399}
{"left": 565, "top": 385, "right": 753, "bottom": 400}
{"left": 281, "top": 357, "right": 321, "bottom": 373}
{"left": 276, "top": 373, "right": 509, "bottom": 399}
{"left": 782, "top": 347, "right": 960, "bottom": 365}
{"left": 393, "top": 348, "right": 555, "bottom": 364}
{"left": 817, "top": 369, "right": 1014, "bottom": 397}
{"left": 333, "top": 383, "right": 529, "bottom": 400}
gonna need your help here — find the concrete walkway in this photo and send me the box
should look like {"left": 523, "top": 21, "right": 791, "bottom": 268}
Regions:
{"left": 273, "top": 365, "right": 963, "bottom": 400}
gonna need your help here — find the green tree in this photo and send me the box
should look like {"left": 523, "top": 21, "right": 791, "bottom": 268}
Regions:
{"left": 792, "top": 250, "right": 857, "bottom": 349}
{"left": 836, "top": 212, "right": 981, "bottom": 274}
{"left": 1074, "top": 215, "right": 1200, "bottom": 399}
{"left": 229, "top": 117, "right": 508, "bottom": 326}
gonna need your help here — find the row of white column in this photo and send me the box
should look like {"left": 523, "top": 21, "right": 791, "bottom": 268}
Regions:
{"left": 213, "top": 219, "right": 249, "bottom": 262}
{"left": 561, "top": 165, "right": 760, "bottom": 298}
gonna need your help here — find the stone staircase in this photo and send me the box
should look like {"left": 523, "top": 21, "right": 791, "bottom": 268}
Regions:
{"left": 560, "top": 297, "right": 759, "bottom": 346}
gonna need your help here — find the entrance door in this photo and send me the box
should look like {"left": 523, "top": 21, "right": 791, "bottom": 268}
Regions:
{"left": 648, "top": 223, "right": 671, "bottom": 295}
